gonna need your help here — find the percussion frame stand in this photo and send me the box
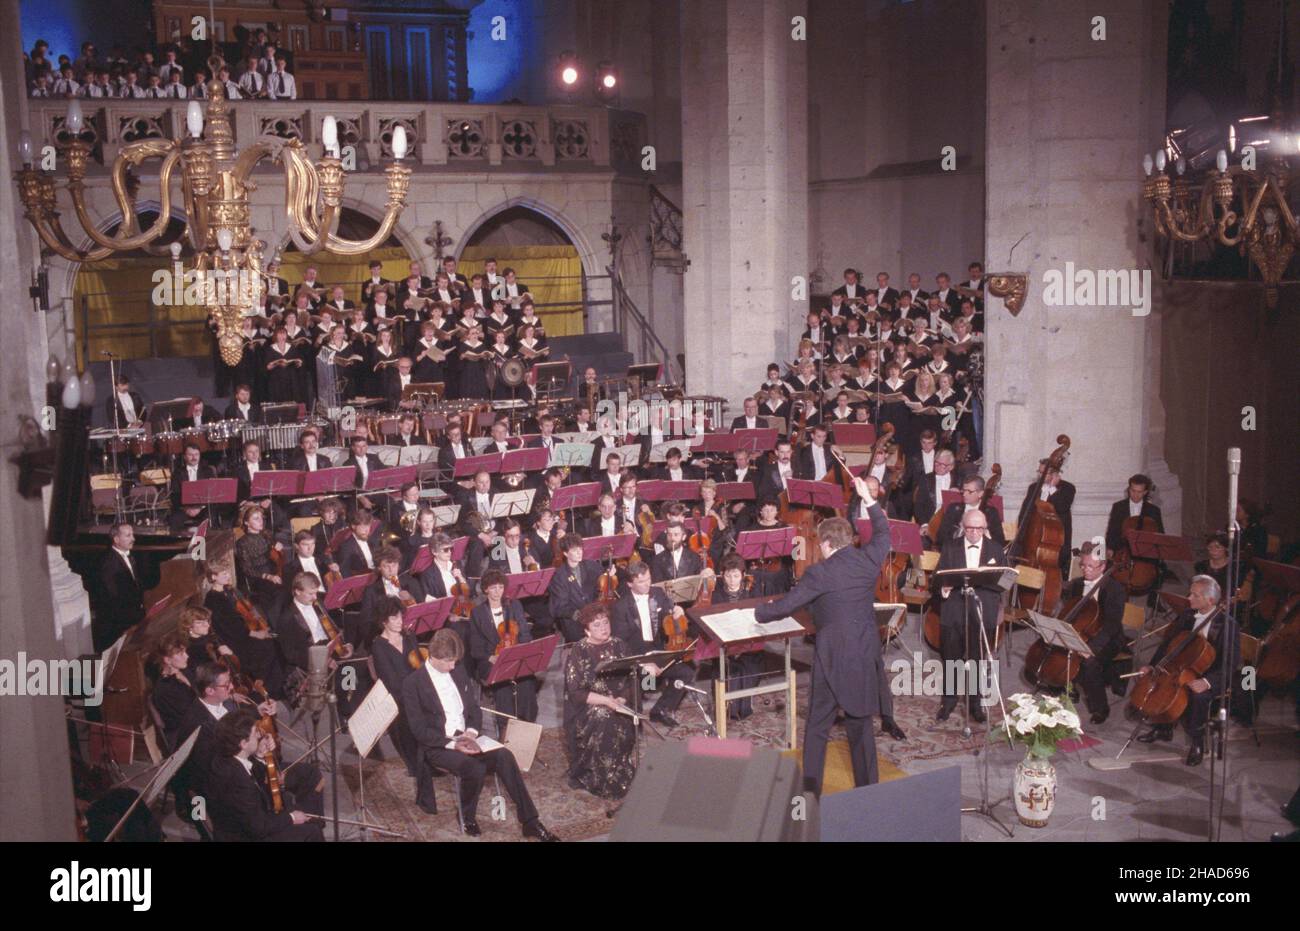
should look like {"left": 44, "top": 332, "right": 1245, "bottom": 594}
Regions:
{"left": 104, "top": 351, "right": 128, "bottom": 525}
{"left": 959, "top": 583, "right": 1014, "bottom": 837}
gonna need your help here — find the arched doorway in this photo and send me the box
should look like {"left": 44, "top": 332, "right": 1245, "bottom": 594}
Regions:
{"left": 460, "top": 205, "right": 586, "bottom": 336}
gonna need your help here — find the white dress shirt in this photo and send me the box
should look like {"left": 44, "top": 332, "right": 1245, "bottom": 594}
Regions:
{"left": 355, "top": 538, "right": 374, "bottom": 569}
{"left": 268, "top": 70, "right": 296, "bottom": 100}
{"left": 426, "top": 664, "right": 468, "bottom": 748}
{"left": 202, "top": 698, "right": 229, "bottom": 722}
{"left": 1128, "top": 499, "right": 1143, "bottom": 517}
{"left": 633, "top": 592, "right": 654, "bottom": 642}
{"left": 296, "top": 600, "right": 329, "bottom": 642}
{"left": 964, "top": 541, "right": 983, "bottom": 570}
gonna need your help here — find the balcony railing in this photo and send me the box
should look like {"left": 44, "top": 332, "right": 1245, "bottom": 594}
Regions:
{"left": 27, "top": 99, "right": 647, "bottom": 174}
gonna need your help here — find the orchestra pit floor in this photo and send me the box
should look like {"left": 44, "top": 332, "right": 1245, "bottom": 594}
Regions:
{"left": 141, "top": 611, "right": 1296, "bottom": 842}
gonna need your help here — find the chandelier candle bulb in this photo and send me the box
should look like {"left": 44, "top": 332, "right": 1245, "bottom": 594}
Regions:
{"left": 322, "top": 116, "right": 339, "bottom": 157}
{"left": 1216, "top": 149, "right": 1228, "bottom": 172}
{"left": 187, "top": 101, "right": 204, "bottom": 139}
{"left": 1154, "top": 150, "right": 1166, "bottom": 172}
{"left": 65, "top": 100, "right": 83, "bottom": 133}
{"left": 216, "top": 228, "right": 234, "bottom": 253}
{"left": 1142, "top": 153, "right": 1153, "bottom": 176}
{"left": 18, "top": 131, "right": 33, "bottom": 166}
{"left": 1176, "top": 157, "right": 1186, "bottom": 175}
{"left": 392, "top": 125, "right": 408, "bottom": 159}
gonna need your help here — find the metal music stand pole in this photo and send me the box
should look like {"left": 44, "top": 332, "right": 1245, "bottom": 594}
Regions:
{"left": 959, "top": 573, "right": 1014, "bottom": 837}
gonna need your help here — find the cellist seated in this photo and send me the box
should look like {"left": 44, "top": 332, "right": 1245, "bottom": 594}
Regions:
{"left": 1062, "top": 544, "right": 1129, "bottom": 726}
{"left": 1134, "top": 575, "right": 1238, "bottom": 766}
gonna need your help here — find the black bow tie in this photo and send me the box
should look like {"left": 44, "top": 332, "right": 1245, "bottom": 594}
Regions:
{"left": 967, "top": 543, "right": 980, "bottom": 550}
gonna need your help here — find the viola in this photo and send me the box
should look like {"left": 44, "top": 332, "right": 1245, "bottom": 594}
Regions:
{"left": 687, "top": 512, "right": 716, "bottom": 570}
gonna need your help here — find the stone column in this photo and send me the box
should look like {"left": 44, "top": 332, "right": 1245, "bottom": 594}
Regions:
{"left": 0, "top": 0, "right": 78, "bottom": 840}
{"left": 984, "top": 0, "right": 1171, "bottom": 550}
{"left": 680, "top": 0, "right": 808, "bottom": 410}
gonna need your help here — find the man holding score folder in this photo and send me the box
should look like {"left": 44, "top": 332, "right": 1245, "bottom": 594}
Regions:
{"left": 755, "top": 475, "right": 891, "bottom": 795}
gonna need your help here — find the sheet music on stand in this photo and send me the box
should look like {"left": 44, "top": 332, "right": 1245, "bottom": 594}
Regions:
{"left": 551, "top": 442, "right": 595, "bottom": 468}
{"left": 347, "top": 680, "right": 400, "bottom": 759}
{"left": 607, "top": 443, "right": 644, "bottom": 469}
{"left": 653, "top": 574, "right": 708, "bottom": 604}
{"left": 1024, "top": 609, "right": 1094, "bottom": 658}
{"left": 490, "top": 489, "right": 535, "bottom": 519}
{"left": 701, "top": 607, "right": 805, "bottom": 642}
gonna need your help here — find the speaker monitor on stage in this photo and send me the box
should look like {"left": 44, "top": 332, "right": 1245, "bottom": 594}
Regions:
{"left": 819, "top": 765, "right": 961, "bottom": 842}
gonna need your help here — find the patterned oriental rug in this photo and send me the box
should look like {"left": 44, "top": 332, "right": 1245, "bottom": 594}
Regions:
{"left": 345, "top": 657, "right": 987, "bottom": 841}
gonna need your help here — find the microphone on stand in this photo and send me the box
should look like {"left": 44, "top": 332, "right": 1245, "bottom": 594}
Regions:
{"left": 674, "top": 679, "right": 709, "bottom": 698}
{"left": 1226, "top": 447, "right": 1241, "bottom": 542}
{"left": 304, "top": 643, "right": 331, "bottom": 715}
{"left": 100, "top": 350, "right": 116, "bottom": 357}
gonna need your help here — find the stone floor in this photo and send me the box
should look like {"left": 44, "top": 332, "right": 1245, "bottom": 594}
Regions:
{"left": 143, "top": 609, "right": 1296, "bottom": 843}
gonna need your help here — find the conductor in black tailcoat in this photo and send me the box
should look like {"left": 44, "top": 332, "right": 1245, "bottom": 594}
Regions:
{"left": 754, "top": 475, "right": 891, "bottom": 794}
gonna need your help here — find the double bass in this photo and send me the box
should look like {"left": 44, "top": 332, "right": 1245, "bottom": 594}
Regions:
{"left": 1008, "top": 435, "right": 1070, "bottom": 611}
{"left": 1022, "top": 565, "right": 1118, "bottom": 688}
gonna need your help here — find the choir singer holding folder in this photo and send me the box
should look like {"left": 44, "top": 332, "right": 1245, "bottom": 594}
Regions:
{"left": 754, "top": 475, "right": 890, "bottom": 795}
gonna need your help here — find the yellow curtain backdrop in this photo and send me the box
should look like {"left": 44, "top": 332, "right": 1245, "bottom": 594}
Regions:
{"left": 458, "top": 245, "right": 585, "bottom": 337}
{"left": 73, "top": 246, "right": 412, "bottom": 367}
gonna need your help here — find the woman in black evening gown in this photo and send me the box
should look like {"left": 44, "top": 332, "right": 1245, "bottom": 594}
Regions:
{"left": 563, "top": 604, "right": 637, "bottom": 800}
{"left": 368, "top": 595, "right": 421, "bottom": 777}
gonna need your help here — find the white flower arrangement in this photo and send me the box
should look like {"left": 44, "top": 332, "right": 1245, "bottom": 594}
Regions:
{"left": 999, "top": 692, "right": 1083, "bottom": 759}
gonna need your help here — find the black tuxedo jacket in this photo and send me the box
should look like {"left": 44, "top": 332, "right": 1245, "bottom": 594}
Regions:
{"left": 401, "top": 663, "right": 483, "bottom": 752}
{"left": 286, "top": 450, "right": 327, "bottom": 473}
{"left": 342, "top": 452, "right": 383, "bottom": 490}
{"left": 176, "top": 698, "right": 239, "bottom": 793}
{"left": 1019, "top": 480, "right": 1076, "bottom": 552}
{"left": 360, "top": 277, "right": 394, "bottom": 307}
{"left": 207, "top": 755, "right": 299, "bottom": 841}
{"left": 933, "top": 536, "right": 1006, "bottom": 629}
{"left": 336, "top": 535, "right": 378, "bottom": 579}
{"left": 911, "top": 472, "right": 956, "bottom": 526}
{"left": 437, "top": 440, "right": 470, "bottom": 474}
{"left": 170, "top": 463, "right": 219, "bottom": 509}
{"left": 581, "top": 512, "right": 630, "bottom": 538}
{"left": 547, "top": 559, "right": 601, "bottom": 624}
{"left": 793, "top": 444, "right": 844, "bottom": 485}
{"left": 1058, "top": 575, "right": 1128, "bottom": 652}
{"left": 106, "top": 390, "right": 146, "bottom": 427}
{"left": 1105, "top": 499, "right": 1164, "bottom": 552}
{"left": 610, "top": 588, "right": 677, "bottom": 655}
{"left": 730, "top": 415, "right": 770, "bottom": 431}
{"left": 382, "top": 369, "right": 412, "bottom": 411}
{"left": 650, "top": 464, "right": 704, "bottom": 482}
{"left": 275, "top": 598, "right": 339, "bottom": 670}
{"left": 97, "top": 549, "right": 145, "bottom": 642}
{"left": 756, "top": 461, "right": 794, "bottom": 503}
{"left": 755, "top": 502, "right": 890, "bottom": 717}
{"left": 874, "top": 286, "right": 901, "bottom": 308}
{"left": 650, "top": 547, "right": 704, "bottom": 582}
{"left": 832, "top": 283, "right": 868, "bottom": 301}
{"left": 1152, "top": 608, "right": 1238, "bottom": 693}
{"left": 223, "top": 400, "right": 263, "bottom": 423}
{"left": 233, "top": 461, "right": 274, "bottom": 502}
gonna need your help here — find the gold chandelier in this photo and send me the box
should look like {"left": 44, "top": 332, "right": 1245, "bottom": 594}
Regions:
{"left": 1142, "top": 147, "right": 1297, "bottom": 308}
{"left": 15, "top": 80, "right": 412, "bottom": 364}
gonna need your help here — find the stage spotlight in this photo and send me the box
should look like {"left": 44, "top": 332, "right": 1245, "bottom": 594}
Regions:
{"left": 596, "top": 61, "right": 618, "bottom": 99}
{"left": 558, "top": 52, "right": 580, "bottom": 88}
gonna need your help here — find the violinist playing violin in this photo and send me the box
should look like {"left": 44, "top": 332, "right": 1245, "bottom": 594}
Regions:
{"left": 467, "top": 570, "right": 538, "bottom": 733}
{"left": 361, "top": 546, "right": 426, "bottom": 624}
{"left": 610, "top": 560, "right": 696, "bottom": 729}
{"left": 548, "top": 534, "right": 605, "bottom": 644}
{"left": 1063, "top": 544, "right": 1129, "bottom": 726}
{"left": 1135, "top": 575, "right": 1239, "bottom": 767}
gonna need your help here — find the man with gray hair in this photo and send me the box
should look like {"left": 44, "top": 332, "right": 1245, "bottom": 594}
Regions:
{"left": 1136, "top": 574, "right": 1237, "bottom": 766}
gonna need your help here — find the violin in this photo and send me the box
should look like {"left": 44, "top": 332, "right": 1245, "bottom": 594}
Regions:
{"left": 522, "top": 537, "right": 540, "bottom": 572}
{"left": 687, "top": 512, "right": 716, "bottom": 570}
{"left": 262, "top": 745, "right": 284, "bottom": 814}
{"left": 234, "top": 590, "right": 270, "bottom": 634}
{"left": 317, "top": 608, "right": 349, "bottom": 660}
{"left": 408, "top": 644, "right": 430, "bottom": 669}
{"left": 1128, "top": 613, "right": 1218, "bottom": 724}
{"left": 662, "top": 607, "right": 693, "bottom": 654}
{"left": 449, "top": 569, "right": 474, "bottom": 619}
{"left": 494, "top": 616, "right": 520, "bottom": 656}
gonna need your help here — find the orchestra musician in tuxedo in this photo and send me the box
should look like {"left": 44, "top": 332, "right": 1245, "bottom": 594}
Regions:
{"left": 454, "top": 470, "right": 500, "bottom": 534}
{"left": 401, "top": 628, "right": 558, "bottom": 839}
{"left": 933, "top": 272, "right": 962, "bottom": 315}
{"left": 610, "top": 561, "right": 697, "bottom": 728}
{"left": 757, "top": 438, "right": 797, "bottom": 501}
{"left": 911, "top": 449, "right": 959, "bottom": 527}
{"left": 223, "top": 384, "right": 262, "bottom": 423}
{"left": 276, "top": 573, "right": 353, "bottom": 675}
{"left": 793, "top": 424, "right": 846, "bottom": 486}
{"left": 95, "top": 522, "right": 147, "bottom": 651}
{"left": 594, "top": 453, "right": 625, "bottom": 500}
{"left": 170, "top": 441, "right": 219, "bottom": 532}
{"left": 106, "top": 373, "right": 146, "bottom": 429}
{"left": 437, "top": 421, "right": 471, "bottom": 475}
{"left": 336, "top": 511, "right": 379, "bottom": 579}
{"left": 932, "top": 473, "right": 1006, "bottom": 549}
{"left": 582, "top": 493, "right": 632, "bottom": 539}
{"left": 281, "top": 530, "right": 339, "bottom": 603}
{"left": 206, "top": 707, "right": 325, "bottom": 841}
{"left": 342, "top": 434, "right": 383, "bottom": 492}
{"left": 932, "top": 508, "right": 1005, "bottom": 723}
{"left": 286, "top": 427, "right": 326, "bottom": 473}
{"left": 754, "top": 476, "right": 891, "bottom": 793}
{"left": 1104, "top": 473, "right": 1164, "bottom": 553}
{"left": 1018, "top": 460, "right": 1075, "bottom": 574}
{"left": 649, "top": 523, "right": 711, "bottom": 582}
{"left": 652, "top": 447, "right": 704, "bottom": 483}
{"left": 1058, "top": 544, "right": 1129, "bottom": 725}
{"left": 548, "top": 534, "right": 604, "bottom": 644}
{"left": 1135, "top": 575, "right": 1239, "bottom": 766}
{"left": 730, "top": 395, "right": 768, "bottom": 431}
{"left": 392, "top": 412, "right": 426, "bottom": 447}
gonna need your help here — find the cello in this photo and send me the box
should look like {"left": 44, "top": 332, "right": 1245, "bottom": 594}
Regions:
{"left": 1127, "top": 614, "right": 1217, "bottom": 724}
{"left": 1112, "top": 511, "right": 1161, "bottom": 597}
{"left": 1022, "top": 565, "right": 1119, "bottom": 688}
{"left": 1008, "top": 435, "right": 1070, "bottom": 611}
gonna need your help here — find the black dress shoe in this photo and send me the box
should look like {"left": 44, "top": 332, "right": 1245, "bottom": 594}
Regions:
{"left": 968, "top": 703, "right": 987, "bottom": 724}
{"left": 1185, "top": 742, "right": 1204, "bottom": 767}
{"left": 936, "top": 702, "right": 955, "bottom": 722}
{"left": 1136, "top": 726, "right": 1173, "bottom": 743}
{"left": 461, "top": 819, "right": 482, "bottom": 837}
{"left": 650, "top": 710, "right": 679, "bottom": 728}
{"left": 523, "top": 821, "right": 560, "bottom": 842}
{"left": 881, "top": 717, "right": 906, "bottom": 740}
{"left": 1090, "top": 710, "right": 1109, "bottom": 726}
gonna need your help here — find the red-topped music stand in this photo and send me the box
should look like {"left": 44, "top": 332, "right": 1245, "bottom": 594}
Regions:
{"left": 581, "top": 533, "right": 637, "bottom": 562}
{"left": 324, "top": 572, "right": 374, "bottom": 610}
{"left": 181, "top": 478, "right": 238, "bottom": 528}
{"left": 715, "top": 482, "right": 756, "bottom": 503}
{"left": 486, "top": 634, "right": 560, "bottom": 687}
{"left": 303, "top": 466, "right": 357, "bottom": 497}
{"left": 856, "top": 518, "right": 924, "bottom": 554}
{"left": 366, "top": 465, "right": 419, "bottom": 493}
{"left": 786, "top": 477, "right": 845, "bottom": 511}
{"left": 503, "top": 568, "right": 556, "bottom": 601}
{"left": 448, "top": 535, "right": 470, "bottom": 562}
{"left": 550, "top": 481, "right": 601, "bottom": 512}
{"left": 657, "top": 480, "right": 702, "bottom": 501}
{"left": 453, "top": 452, "right": 502, "bottom": 478}
{"left": 829, "top": 423, "right": 875, "bottom": 447}
{"left": 732, "top": 428, "right": 778, "bottom": 455}
{"left": 408, "top": 544, "right": 434, "bottom": 575}
{"left": 735, "top": 526, "right": 796, "bottom": 562}
{"left": 403, "top": 597, "right": 453, "bottom": 636}
{"left": 501, "top": 446, "right": 549, "bottom": 474}
{"left": 1127, "top": 530, "right": 1195, "bottom": 564}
